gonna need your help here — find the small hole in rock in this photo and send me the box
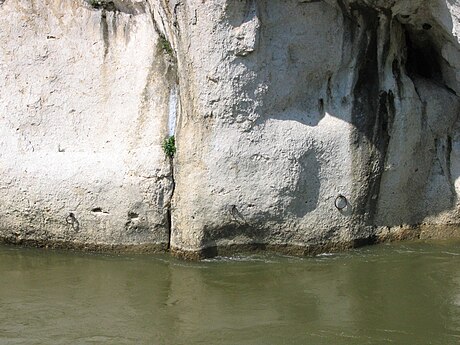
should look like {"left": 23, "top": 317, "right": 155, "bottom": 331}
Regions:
{"left": 422, "top": 23, "right": 432, "bottom": 30}
{"left": 128, "top": 212, "right": 139, "bottom": 219}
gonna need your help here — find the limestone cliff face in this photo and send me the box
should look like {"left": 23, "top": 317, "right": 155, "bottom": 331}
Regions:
{"left": 0, "top": 0, "right": 176, "bottom": 250}
{"left": 1, "top": 0, "right": 460, "bottom": 257}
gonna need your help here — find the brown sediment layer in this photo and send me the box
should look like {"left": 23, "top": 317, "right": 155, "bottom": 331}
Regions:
{"left": 171, "top": 242, "right": 359, "bottom": 261}
{"left": 2, "top": 223, "right": 460, "bottom": 259}
{"left": 172, "top": 224, "right": 460, "bottom": 261}
{"left": 375, "top": 224, "right": 422, "bottom": 242}
{"left": 419, "top": 224, "right": 460, "bottom": 240}
{"left": 171, "top": 236, "right": 385, "bottom": 261}
{"left": 0, "top": 237, "right": 168, "bottom": 254}
{"left": 376, "top": 223, "right": 460, "bottom": 242}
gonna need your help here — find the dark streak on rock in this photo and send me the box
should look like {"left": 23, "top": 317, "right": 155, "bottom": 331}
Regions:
{"left": 392, "top": 59, "right": 403, "bottom": 99}
{"left": 318, "top": 98, "right": 324, "bottom": 116}
{"left": 101, "top": 10, "right": 110, "bottom": 59}
{"left": 348, "top": 5, "right": 396, "bottom": 226}
{"left": 111, "top": 12, "right": 117, "bottom": 39}
{"left": 337, "top": 0, "right": 356, "bottom": 65}
{"left": 326, "top": 75, "right": 332, "bottom": 102}
{"left": 349, "top": 4, "right": 380, "bottom": 225}
{"left": 378, "top": 11, "right": 392, "bottom": 73}
{"left": 446, "top": 135, "right": 456, "bottom": 202}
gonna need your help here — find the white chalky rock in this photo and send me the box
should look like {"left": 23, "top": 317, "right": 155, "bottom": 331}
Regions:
{"left": 1, "top": 0, "right": 460, "bottom": 257}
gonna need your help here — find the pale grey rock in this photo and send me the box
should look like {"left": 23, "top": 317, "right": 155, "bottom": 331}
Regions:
{"left": 1, "top": 0, "right": 460, "bottom": 257}
{"left": 170, "top": 0, "right": 460, "bottom": 256}
{"left": 0, "top": 0, "right": 176, "bottom": 250}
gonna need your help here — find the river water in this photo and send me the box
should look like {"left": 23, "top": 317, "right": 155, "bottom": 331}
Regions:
{"left": 1, "top": 242, "right": 460, "bottom": 345}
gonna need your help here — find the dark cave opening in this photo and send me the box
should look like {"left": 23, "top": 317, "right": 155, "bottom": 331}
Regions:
{"left": 404, "top": 28, "right": 443, "bottom": 82}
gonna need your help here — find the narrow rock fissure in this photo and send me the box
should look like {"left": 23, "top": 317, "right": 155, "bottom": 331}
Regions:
{"left": 446, "top": 135, "right": 456, "bottom": 202}
{"left": 167, "top": 156, "right": 175, "bottom": 250}
{"left": 143, "top": 1, "right": 179, "bottom": 251}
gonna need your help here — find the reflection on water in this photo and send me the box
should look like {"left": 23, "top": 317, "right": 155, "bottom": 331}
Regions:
{"left": 2, "top": 242, "right": 460, "bottom": 344}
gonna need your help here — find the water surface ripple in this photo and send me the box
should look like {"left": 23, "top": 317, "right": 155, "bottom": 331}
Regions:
{"left": 2, "top": 241, "right": 460, "bottom": 344}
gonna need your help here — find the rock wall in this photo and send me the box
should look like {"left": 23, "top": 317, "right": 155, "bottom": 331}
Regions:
{"left": 0, "top": 0, "right": 176, "bottom": 250}
{"left": 1, "top": 0, "right": 460, "bottom": 258}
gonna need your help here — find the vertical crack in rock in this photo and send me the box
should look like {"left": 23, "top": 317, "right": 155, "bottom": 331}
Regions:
{"left": 446, "top": 135, "right": 456, "bottom": 203}
{"left": 166, "top": 155, "right": 175, "bottom": 250}
{"left": 166, "top": 86, "right": 178, "bottom": 250}
{"left": 144, "top": 1, "right": 179, "bottom": 250}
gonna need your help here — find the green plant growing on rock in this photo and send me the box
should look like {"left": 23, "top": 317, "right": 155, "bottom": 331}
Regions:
{"left": 162, "top": 136, "right": 176, "bottom": 158}
{"left": 159, "top": 34, "right": 173, "bottom": 56}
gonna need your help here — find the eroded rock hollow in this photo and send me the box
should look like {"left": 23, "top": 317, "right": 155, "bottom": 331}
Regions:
{"left": 1, "top": 0, "right": 460, "bottom": 258}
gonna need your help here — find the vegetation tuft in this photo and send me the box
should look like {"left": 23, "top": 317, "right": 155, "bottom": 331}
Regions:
{"left": 159, "top": 34, "right": 174, "bottom": 55}
{"left": 162, "top": 136, "right": 176, "bottom": 158}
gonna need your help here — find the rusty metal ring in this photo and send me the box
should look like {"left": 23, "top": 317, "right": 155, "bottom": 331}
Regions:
{"left": 66, "top": 213, "right": 76, "bottom": 224}
{"left": 334, "top": 194, "right": 348, "bottom": 210}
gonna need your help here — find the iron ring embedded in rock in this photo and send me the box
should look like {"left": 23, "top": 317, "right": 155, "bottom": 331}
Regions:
{"left": 334, "top": 195, "right": 348, "bottom": 210}
{"left": 66, "top": 213, "right": 76, "bottom": 224}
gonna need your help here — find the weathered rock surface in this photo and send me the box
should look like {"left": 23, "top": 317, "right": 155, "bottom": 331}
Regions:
{"left": 1, "top": 0, "right": 460, "bottom": 258}
{"left": 0, "top": 0, "right": 177, "bottom": 250}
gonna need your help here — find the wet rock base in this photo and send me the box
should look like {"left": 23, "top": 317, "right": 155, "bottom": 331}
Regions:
{"left": 3, "top": 223, "right": 457, "bottom": 260}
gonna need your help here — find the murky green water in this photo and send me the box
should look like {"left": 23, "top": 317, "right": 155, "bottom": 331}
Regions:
{"left": 2, "top": 242, "right": 460, "bottom": 344}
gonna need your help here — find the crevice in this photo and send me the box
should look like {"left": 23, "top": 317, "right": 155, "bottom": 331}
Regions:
{"left": 318, "top": 98, "right": 324, "bottom": 116}
{"left": 144, "top": 1, "right": 177, "bottom": 63}
{"left": 446, "top": 135, "right": 456, "bottom": 202}
{"left": 326, "top": 75, "right": 332, "bottom": 102}
{"left": 392, "top": 58, "right": 403, "bottom": 99}
{"left": 135, "top": 0, "right": 178, "bottom": 252}
{"left": 411, "top": 80, "right": 431, "bottom": 133}
{"left": 447, "top": 135, "right": 452, "bottom": 181}
{"left": 91, "top": 207, "right": 110, "bottom": 215}
{"left": 166, "top": 156, "right": 175, "bottom": 250}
